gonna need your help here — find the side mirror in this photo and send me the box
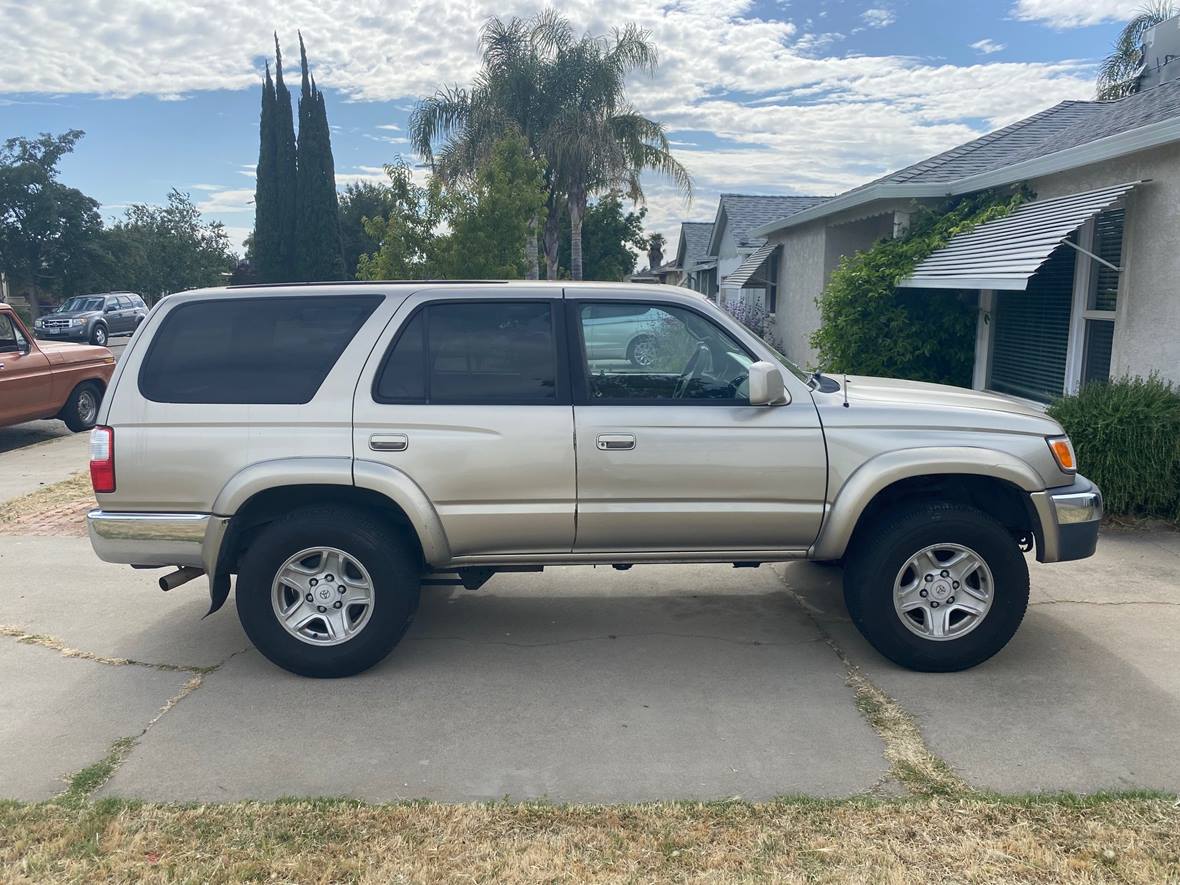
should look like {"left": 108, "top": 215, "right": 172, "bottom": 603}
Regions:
{"left": 748, "top": 361, "right": 789, "bottom": 406}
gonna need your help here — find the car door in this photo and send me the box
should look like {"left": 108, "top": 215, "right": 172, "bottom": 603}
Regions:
{"left": 353, "top": 289, "right": 576, "bottom": 559}
{"left": 569, "top": 296, "right": 827, "bottom": 554}
{"left": 112, "top": 296, "right": 135, "bottom": 332}
{"left": 0, "top": 312, "right": 53, "bottom": 425}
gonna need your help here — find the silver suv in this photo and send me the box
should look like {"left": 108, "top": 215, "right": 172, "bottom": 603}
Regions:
{"left": 87, "top": 282, "right": 1102, "bottom": 678}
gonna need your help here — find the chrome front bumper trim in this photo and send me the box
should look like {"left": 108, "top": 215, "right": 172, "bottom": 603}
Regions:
{"left": 1029, "top": 475, "right": 1103, "bottom": 563}
{"left": 1051, "top": 489, "right": 1104, "bottom": 525}
{"left": 87, "top": 510, "right": 229, "bottom": 574}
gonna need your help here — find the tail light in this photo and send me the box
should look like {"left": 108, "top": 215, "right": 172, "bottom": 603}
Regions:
{"left": 90, "top": 426, "right": 116, "bottom": 493}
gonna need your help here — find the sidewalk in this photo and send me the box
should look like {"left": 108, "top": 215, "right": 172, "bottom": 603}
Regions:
{"left": 0, "top": 429, "right": 89, "bottom": 503}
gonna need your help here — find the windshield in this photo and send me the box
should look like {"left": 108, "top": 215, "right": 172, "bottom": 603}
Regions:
{"left": 58, "top": 296, "right": 105, "bottom": 313}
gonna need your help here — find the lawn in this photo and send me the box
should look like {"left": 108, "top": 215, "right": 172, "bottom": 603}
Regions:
{"left": 1, "top": 793, "right": 1178, "bottom": 883}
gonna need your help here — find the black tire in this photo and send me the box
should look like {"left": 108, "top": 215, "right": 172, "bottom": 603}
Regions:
{"left": 843, "top": 502, "right": 1028, "bottom": 672}
{"left": 236, "top": 505, "right": 421, "bottom": 678}
{"left": 89, "top": 324, "right": 108, "bottom": 347}
{"left": 61, "top": 381, "right": 102, "bottom": 432}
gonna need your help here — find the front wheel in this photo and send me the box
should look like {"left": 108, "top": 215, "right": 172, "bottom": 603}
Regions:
{"left": 843, "top": 502, "right": 1028, "bottom": 672}
{"left": 61, "top": 382, "right": 101, "bottom": 432}
{"left": 236, "top": 505, "right": 421, "bottom": 677}
{"left": 90, "top": 324, "right": 108, "bottom": 347}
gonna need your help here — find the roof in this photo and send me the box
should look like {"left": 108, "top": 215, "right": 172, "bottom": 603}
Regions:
{"left": 752, "top": 79, "right": 1180, "bottom": 238}
{"left": 675, "top": 221, "right": 715, "bottom": 272}
{"left": 711, "top": 193, "right": 831, "bottom": 252}
{"left": 901, "top": 181, "right": 1141, "bottom": 291}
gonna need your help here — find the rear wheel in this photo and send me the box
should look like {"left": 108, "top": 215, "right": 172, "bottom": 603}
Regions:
{"left": 236, "top": 505, "right": 420, "bottom": 678}
{"left": 61, "top": 382, "right": 101, "bottom": 432}
{"left": 843, "top": 502, "right": 1028, "bottom": 672}
{"left": 627, "top": 335, "right": 656, "bottom": 368}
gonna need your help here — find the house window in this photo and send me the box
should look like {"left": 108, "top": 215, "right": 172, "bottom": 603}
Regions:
{"left": 1079, "top": 209, "right": 1123, "bottom": 384}
{"left": 765, "top": 251, "right": 780, "bottom": 314}
{"left": 984, "top": 207, "right": 1125, "bottom": 402}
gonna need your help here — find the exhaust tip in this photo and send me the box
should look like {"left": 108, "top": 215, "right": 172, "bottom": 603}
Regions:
{"left": 159, "top": 566, "right": 205, "bottom": 592}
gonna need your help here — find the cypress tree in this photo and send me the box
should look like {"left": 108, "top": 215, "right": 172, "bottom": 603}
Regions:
{"left": 272, "top": 35, "right": 298, "bottom": 281}
{"left": 294, "top": 33, "right": 346, "bottom": 281}
{"left": 253, "top": 61, "right": 279, "bottom": 282}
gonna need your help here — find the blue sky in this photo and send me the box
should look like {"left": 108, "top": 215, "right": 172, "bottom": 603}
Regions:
{"left": 0, "top": 0, "right": 1138, "bottom": 253}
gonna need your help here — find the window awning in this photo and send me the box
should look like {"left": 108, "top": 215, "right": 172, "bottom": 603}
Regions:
{"left": 721, "top": 242, "right": 777, "bottom": 289}
{"left": 900, "top": 181, "right": 1142, "bottom": 291}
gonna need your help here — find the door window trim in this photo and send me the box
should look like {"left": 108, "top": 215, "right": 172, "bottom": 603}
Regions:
{"left": 371, "top": 298, "right": 571, "bottom": 406}
{"left": 567, "top": 298, "right": 758, "bottom": 407}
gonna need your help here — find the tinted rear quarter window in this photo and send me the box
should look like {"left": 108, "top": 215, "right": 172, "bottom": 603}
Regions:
{"left": 140, "top": 295, "right": 382, "bottom": 404}
{"left": 374, "top": 300, "right": 558, "bottom": 403}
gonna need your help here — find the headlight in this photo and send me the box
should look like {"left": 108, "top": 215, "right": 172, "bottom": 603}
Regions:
{"left": 1046, "top": 436, "right": 1076, "bottom": 473}
{"left": 34, "top": 319, "right": 43, "bottom": 327}
{"left": 70, "top": 318, "right": 84, "bottom": 326}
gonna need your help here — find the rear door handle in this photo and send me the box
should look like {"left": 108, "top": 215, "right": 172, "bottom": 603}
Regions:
{"left": 596, "top": 433, "right": 636, "bottom": 451}
{"left": 369, "top": 433, "right": 409, "bottom": 452}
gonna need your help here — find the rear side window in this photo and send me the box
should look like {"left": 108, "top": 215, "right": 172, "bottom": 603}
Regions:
{"left": 139, "top": 295, "right": 382, "bottom": 404}
{"left": 374, "top": 300, "right": 560, "bottom": 404}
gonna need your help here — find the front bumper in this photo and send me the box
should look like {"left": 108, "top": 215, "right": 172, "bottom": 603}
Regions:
{"left": 87, "top": 510, "right": 229, "bottom": 576}
{"left": 35, "top": 327, "right": 89, "bottom": 341}
{"left": 1029, "top": 475, "right": 1103, "bottom": 563}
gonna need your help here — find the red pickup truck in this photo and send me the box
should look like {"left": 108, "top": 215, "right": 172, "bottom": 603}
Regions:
{"left": 0, "top": 302, "right": 116, "bottom": 432}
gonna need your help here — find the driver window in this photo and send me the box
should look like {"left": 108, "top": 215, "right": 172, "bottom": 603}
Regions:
{"left": 0, "top": 315, "right": 24, "bottom": 354}
{"left": 578, "top": 302, "right": 753, "bottom": 402}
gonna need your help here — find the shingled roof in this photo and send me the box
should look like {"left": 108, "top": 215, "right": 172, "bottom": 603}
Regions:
{"left": 753, "top": 79, "right": 1180, "bottom": 238}
{"left": 713, "top": 194, "right": 832, "bottom": 250}
{"left": 675, "top": 221, "right": 715, "bottom": 271}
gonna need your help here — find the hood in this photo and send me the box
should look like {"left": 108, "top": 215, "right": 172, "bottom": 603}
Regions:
{"left": 841, "top": 375, "right": 1048, "bottom": 419}
{"left": 36, "top": 340, "right": 114, "bottom": 365}
{"left": 41, "top": 310, "right": 100, "bottom": 320}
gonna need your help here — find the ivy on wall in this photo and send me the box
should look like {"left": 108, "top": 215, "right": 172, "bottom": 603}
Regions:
{"left": 810, "top": 187, "right": 1031, "bottom": 386}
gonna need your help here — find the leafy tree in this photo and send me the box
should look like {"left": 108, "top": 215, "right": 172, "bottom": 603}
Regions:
{"left": 294, "top": 33, "right": 345, "bottom": 281}
{"left": 339, "top": 181, "right": 400, "bottom": 278}
{"left": 646, "top": 232, "right": 666, "bottom": 270}
{"left": 0, "top": 130, "right": 106, "bottom": 318}
{"left": 556, "top": 192, "right": 646, "bottom": 281}
{"left": 437, "top": 136, "right": 547, "bottom": 279}
{"left": 355, "top": 160, "right": 448, "bottom": 281}
{"left": 1098, "top": 2, "right": 1176, "bottom": 99}
{"left": 100, "top": 190, "right": 235, "bottom": 301}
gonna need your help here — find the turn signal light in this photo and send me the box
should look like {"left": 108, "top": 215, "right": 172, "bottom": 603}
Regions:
{"left": 1047, "top": 436, "right": 1076, "bottom": 474}
{"left": 90, "top": 426, "right": 116, "bottom": 493}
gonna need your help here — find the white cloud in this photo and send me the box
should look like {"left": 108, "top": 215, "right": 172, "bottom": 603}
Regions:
{"left": 861, "top": 8, "right": 896, "bottom": 29}
{"left": 970, "top": 38, "right": 1006, "bottom": 55}
{"left": 1010, "top": 0, "right": 1142, "bottom": 28}
{"left": 0, "top": 0, "right": 1099, "bottom": 248}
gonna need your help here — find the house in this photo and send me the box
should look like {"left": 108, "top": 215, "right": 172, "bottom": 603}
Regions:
{"left": 668, "top": 221, "right": 714, "bottom": 294}
{"left": 752, "top": 71, "right": 1180, "bottom": 402}
{"left": 702, "top": 194, "right": 830, "bottom": 310}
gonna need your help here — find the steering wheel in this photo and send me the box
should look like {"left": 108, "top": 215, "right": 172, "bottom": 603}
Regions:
{"left": 672, "top": 344, "right": 709, "bottom": 399}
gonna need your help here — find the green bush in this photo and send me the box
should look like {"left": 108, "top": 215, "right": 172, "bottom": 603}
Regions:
{"left": 1048, "top": 376, "right": 1180, "bottom": 520}
{"left": 811, "top": 188, "right": 1029, "bottom": 385}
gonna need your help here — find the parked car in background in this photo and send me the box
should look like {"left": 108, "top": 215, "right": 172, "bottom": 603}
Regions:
{"left": 87, "top": 282, "right": 1101, "bottom": 678}
{"left": 0, "top": 302, "right": 116, "bottom": 431}
{"left": 33, "top": 292, "right": 148, "bottom": 347}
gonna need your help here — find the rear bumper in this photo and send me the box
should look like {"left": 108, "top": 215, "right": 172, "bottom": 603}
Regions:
{"left": 1029, "top": 475, "right": 1103, "bottom": 563}
{"left": 87, "top": 510, "right": 229, "bottom": 575}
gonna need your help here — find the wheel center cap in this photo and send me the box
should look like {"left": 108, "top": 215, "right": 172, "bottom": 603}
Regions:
{"left": 932, "top": 580, "right": 951, "bottom": 598}
{"left": 316, "top": 585, "right": 334, "bottom": 602}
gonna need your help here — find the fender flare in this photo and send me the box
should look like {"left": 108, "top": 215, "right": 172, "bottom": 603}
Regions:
{"left": 810, "top": 446, "right": 1044, "bottom": 561}
{"left": 352, "top": 459, "right": 452, "bottom": 567}
{"left": 212, "top": 457, "right": 355, "bottom": 516}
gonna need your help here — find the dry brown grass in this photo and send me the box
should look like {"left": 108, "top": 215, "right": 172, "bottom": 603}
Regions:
{"left": 0, "top": 472, "right": 93, "bottom": 533}
{"left": 0, "top": 795, "right": 1176, "bottom": 883}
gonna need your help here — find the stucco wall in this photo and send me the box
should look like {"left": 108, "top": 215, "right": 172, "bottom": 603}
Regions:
{"left": 769, "top": 219, "right": 827, "bottom": 367}
{"left": 1029, "top": 145, "right": 1180, "bottom": 384}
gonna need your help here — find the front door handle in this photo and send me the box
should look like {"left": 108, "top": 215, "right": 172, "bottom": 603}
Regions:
{"left": 369, "top": 433, "right": 409, "bottom": 452}
{"left": 596, "top": 433, "right": 636, "bottom": 451}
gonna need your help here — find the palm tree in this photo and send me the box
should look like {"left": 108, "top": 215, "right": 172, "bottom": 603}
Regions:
{"left": 409, "top": 12, "right": 572, "bottom": 279}
{"left": 545, "top": 26, "right": 692, "bottom": 280}
{"left": 1097, "top": 2, "right": 1176, "bottom": 100}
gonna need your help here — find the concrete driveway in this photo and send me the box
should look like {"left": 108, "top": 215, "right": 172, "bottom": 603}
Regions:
{"left": 1, "top": 492, "right": 1177, "bottom": 803}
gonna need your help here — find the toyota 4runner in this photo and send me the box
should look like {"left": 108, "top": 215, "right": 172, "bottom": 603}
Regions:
{"left": 86, "top": 282, "right": 1102, "bottom": 678}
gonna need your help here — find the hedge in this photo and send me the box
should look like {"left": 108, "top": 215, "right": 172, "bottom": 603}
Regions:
{"left": 1048, "top": 375, "right": 1180, "bottom": 520}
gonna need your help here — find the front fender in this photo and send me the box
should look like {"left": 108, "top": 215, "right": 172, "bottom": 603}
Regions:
{"left": 810, "top": 446, "right": 1045, "bottom": 561}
